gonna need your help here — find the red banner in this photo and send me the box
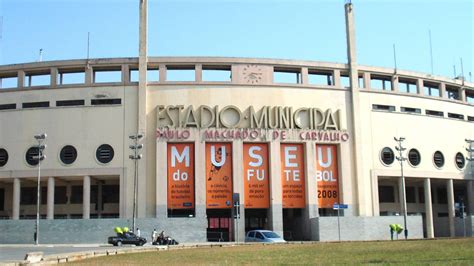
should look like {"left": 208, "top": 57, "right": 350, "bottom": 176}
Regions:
{"left": 315, "top": 145, "right": 339, "bottom": 208}
{"left": 167, "top": 143, "right": 195, "bottom": 209}
{"left": 206, "top": 143, "right": 233, "bottom": 209}
{"left": 243, "top": 143, "right": 270, "bottom": 209}
{"left": 280, "top": 143, "right": 306, "bottom": 208}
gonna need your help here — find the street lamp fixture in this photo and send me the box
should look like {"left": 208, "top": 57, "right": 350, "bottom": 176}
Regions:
{"left": 394, "top": 137, "right": 408, "bottom": 240}
{"left": 34, "top": 133, "right": 47, "bottom": 245}
{"left": 129, "top": 133, "right": 144, "bottom": 233}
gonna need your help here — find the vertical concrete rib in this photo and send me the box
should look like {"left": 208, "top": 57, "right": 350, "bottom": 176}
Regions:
{"left": 138, "top": 0, "right": 148, "bottom": 217}
{"left": 47, "top": 177, "right": 55, "bottom": 219}
{"left": 423, "top": 178, "right": 434, "bottom": 238}
{"left": 83, "top": 176, "right": 91, "bottom": 219}
{"left": 447, "top": 179, "right": 455, "bottom": 237}
{"left": 12, "top": 178, "right": 21, "bottom": 220}
{"left": 344, "top": 3, "right": 367, "bottom": 216}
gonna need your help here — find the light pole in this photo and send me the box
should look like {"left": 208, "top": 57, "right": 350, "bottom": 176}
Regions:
{"left": 129, "top": 133, "right": 143, "bottom": 233}
{"left": 394, "top": 137, "right": 408, "bottom": 240}
{"left": 34, "top": 133, "right": 47, "bottom": 245}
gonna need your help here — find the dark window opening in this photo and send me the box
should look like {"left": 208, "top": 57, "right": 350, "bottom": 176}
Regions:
{"left": 20, "top": 187, "right": 37, "bottom": 205}
{"left": 426, "top": 110, "right": 444, "bottom": 117}
{"left": 437, "top": 188, "right": 447, "bottom": 204}
{"left": 0, "top": 189, "right": 4, "bottom": 211}
{"left": 168, "top": 209, "right": 195, "bottom": 218}
{"left": 468, "top": 116, "right": 474, "bottom": 122}
{"left": 60, "top": 145, "right": 77, "bottom": 165}
{"left": 91, "top": 98, "right": 121, "bottom": 105}
{"left": 56, "top": 100, "right": 85, "bottom": 107}
{"left": 455, "top": 152, "right": 465, "bottom": 169}
{"left": 406, "top": 187, "right": 416, "bottom": 203}
{"left": 0, "top": 103, "right": 16, "bottom": 110}
{"left": 0, "top": 148, "right": 8, "bottom": 167}
{"left": 418, "top": 187, "right": 425, "bottom": 203}
{"left": 408, "top": 149, "right": 421, "bottom": 166}
{"left": 379, "top": 186, "right": 395, "bottom": 203}
{"left": 372, "top": 104, "right": 395, "bottom": 112}
{"left": 445, "top": 86, "right": 460, "bottom": 100}
{"left": 401, "top": 107, "right": 421, "bottom": 114}
{"left": 55, "top": 186, "right": 67, "bottom": 204}
{"left": 70, "top": 185, "right": 83, "bottom": 204}
{"left": 381, "top": 147, "right": 395, "bottom": 165}
{"left": 447, "top": 113, "right": 464, "bottom": 120}
{"left": 25, "top": 147, "right": 41, "bottom": 166}
{"left": 102, "top": 185, "right": 119, "bottom": 204}
{"left": 433, "top": 151, "right": 444, "bottom": 168}
{"left": 22, "top": 101, "right": 50, "bottom": 109}
{"left": 96, "top": 144, "right": 114, "bottom": 164}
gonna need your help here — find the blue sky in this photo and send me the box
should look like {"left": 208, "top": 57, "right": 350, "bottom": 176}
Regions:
{"left": 0, "top": 0, "right": 472, "bottom": 80}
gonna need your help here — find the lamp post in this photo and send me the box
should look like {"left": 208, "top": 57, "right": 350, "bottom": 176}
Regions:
{"left": 34, "top": 133, "right": 47, "bottom": 245}
{"left": 129, "top": 133, "right": 143, "bottom": 233}
{"left": 394, "top": 137, "right": 408, "bottom": 240}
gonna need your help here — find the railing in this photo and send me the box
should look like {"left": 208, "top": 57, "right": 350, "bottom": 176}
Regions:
{"left": 0, "top": 57, "right": 472, "bottom": 104}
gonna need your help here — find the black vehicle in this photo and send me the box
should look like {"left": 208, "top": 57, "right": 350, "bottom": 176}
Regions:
{"left": 108, "top": 232, "right": 147, "bottom": 246}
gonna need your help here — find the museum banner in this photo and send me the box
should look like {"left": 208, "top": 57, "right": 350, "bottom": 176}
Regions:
{"left": 243, "top": 143, "right": 270, "bottom": 209}
{"left": 280, "top": 143, "right": 306, "bottom": 208}
{"left": 315, "top": 144, "right": 339, "bottom": 208}
{"left": 206, "top": 143, "right": 233, "bottom": 209}
{"left": 167, "top": 143, "right": 195, "bottom": 209}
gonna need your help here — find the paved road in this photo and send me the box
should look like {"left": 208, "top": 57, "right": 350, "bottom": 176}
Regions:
{"left": 0, "top": 244, "right": 137, "bottom": 262}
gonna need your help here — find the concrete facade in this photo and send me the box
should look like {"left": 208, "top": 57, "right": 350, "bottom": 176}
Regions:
{"left": 0, "top": 2, "right": 473, "bottom": 244}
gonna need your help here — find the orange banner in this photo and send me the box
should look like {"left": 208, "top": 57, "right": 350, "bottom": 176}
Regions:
{"left": 243, "top": 143, "right": 270, "bottom": 209}
{"left": 167, "top": 143, "right": 195, "bottom": 209}
{"left": 206, "top": 143, "right": 233, "bottom": 209}
{"left": 315, "top": 145, "right": 339, "bottom": 208}
{"left": 280, "top": 143, "right": 306, "bottom": 208}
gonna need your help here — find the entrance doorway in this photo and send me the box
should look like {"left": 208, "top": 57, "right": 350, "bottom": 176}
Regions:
{"left": 245, "top": 209, "right": 269, "bottom": 232}
{"left": 282, "top": 208, "right": 304, "bottom": 241}
{"left": 207, "top": 209, "right": 232, "bottom": 242}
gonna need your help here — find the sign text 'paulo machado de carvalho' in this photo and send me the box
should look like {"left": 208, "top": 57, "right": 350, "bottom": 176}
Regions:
{"left": 156, "top": 105, "right": 349, "bottom": 141}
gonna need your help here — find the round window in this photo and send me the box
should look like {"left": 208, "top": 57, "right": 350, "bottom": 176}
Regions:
{"left": 96, "top": 144, "right": 114, "bottom": 164}
{"left": 455, "top": 152, "right": 465, "bottom": 169}
{"left": 60, "top": 145, "right": 77, "bottom": 165}
{"left": 408, "top": 149, "right": 421, "bottom": 166}
{"left": 0, "top": 148, "right": 8, "bottom": 167}
{"left": 381, "top": 147, "right": 395, "bottom": 165}
{"left": 433, "top": 151, "right": 444, "bottom": 168}
{"left": 25, "top": 146, "right": 40, "bottom": 166}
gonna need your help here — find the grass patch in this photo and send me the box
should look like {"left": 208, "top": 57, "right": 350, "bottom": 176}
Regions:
{"left": 71, "top": 238, "right": 474, "bottom": 265}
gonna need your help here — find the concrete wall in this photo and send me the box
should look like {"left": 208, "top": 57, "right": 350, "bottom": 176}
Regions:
{"left": 311, "top": 216, "right": 423, "bottom": 241}
{"left": 0, "top": 217, "right": 207, "bottom": 244}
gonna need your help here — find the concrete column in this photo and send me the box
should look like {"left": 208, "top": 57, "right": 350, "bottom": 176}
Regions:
{"left": 424, "top": 178, "right": 434, "bottom": 238}
{"left": 232, "top": 141, "right": 245, "bottom": 242}
{"left": 159, "top": 64, "right": 167, "bottom": 82}
{"left": 47, "top": 177, "right": 55, "bottom": 219}
{"left": 17, "top": 70, "right": 25, "bottom": 88}
{"left": 447, "top": 179, "right": 455, "bottom": 237}
{"left": 439, "top": 83, "right": 446, "bottom": 99}
{"left": 50, "top": 68, "right": 58, "bottom": 88}
{"left": 416, "top": 79, "right": 424, "bottom": 95}
{"left": 460, "top": 87, "right": 466, "bottom": 102}
{"left": 333, "top": 69, "right": 341, "bottom": 87}
{"left": 85, "top": 66, "right": 93, "bottom": 85}
{"left": 363, "top": 72, "right": 370, "bottom": 89}
{"left": 269, "top": 140, "right": 283, "bottom": 236}
{"left": 155, "top": 141, "right": 167, "bottom": 218}
{"left": 195, "top": 139, "right": 206, "bottom": 218}
{"left": 195, "top": 64, "right": 202, "bottom": 82}
{"left": 12, "top": 178, "right": 20, "bottom": 220}
{"left": 83, "top": 176, "right": 91, "bottom": 219}
{"left": 121, "top": 64, "right": 130, "bottom": 84}
{"left": 467, "top": 180, "right": 474, "bottom": 216}
{"left": 391, "top": 75, "right": 399, "bottom": 92}
{"left": 304, "top": 142, "right": 318, "bottom": 240}
{"left": 301, "top": 67, "right": 308, "bottom": 85}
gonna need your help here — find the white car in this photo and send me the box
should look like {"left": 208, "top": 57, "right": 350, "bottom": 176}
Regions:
{"left": 245, "top": 230, "right": 286, "bottom": 243}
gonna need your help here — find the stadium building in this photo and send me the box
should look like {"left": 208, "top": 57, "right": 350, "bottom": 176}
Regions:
{"left": 0, "top": 2, "right": 473, "bottom": 243}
